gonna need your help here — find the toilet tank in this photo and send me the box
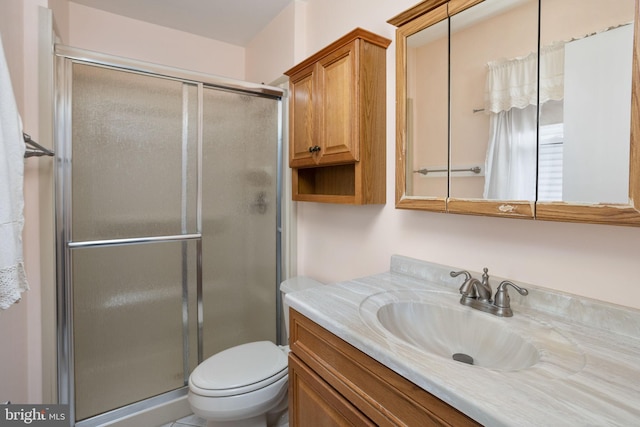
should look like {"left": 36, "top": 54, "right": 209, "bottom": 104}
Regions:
{"left": 280, "top": 277, "right": 324, "bottom": 339}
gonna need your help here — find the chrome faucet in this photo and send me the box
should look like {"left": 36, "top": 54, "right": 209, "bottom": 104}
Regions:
{"left": 450, "top": 268, "right": 528, "bottom": 317}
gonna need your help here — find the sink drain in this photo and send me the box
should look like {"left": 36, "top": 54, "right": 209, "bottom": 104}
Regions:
{"left": 452, "top": 353, "right": 474, "bottom": 365}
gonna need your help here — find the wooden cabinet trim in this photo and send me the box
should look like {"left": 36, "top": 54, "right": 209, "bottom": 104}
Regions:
{"left": 284, "top": 28, "right": 391, "bottom": 77}
{"left": 387, "top": 0, "right": 448, "bottom": 27}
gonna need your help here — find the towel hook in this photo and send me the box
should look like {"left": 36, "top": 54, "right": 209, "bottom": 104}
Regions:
{"left": 23, "top": 132, "right": 54, "bottom": 158}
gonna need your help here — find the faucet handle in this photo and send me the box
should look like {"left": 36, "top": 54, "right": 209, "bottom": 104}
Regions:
{"left": 480, "top": 267, "right": 491, "bottom": 288}
{"left": 450, "top": 270, "right": 471, "bottom": 280}
{"left": 450, "top": 270, "right": 478, "bottom": 298}
{"left": 498, "top": 280, "right": 529, "bottom": 297}
{"left": 493, "top": 280, "right": 529, "bottom": 314}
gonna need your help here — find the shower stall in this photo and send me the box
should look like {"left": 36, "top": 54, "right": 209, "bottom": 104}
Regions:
{"left": 54, "top": 47, "right": 284, "bottom": 426}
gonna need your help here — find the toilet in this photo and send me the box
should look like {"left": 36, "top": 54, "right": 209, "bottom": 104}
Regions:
{"left": 187, "top": 277, "right": 324, "bottom": 427}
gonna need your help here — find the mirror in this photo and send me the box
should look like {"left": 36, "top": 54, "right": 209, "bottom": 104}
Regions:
{"left": 405, "top": 16, "right": 449, "bottom": 201}
{"left": 538, "top": 0, "right": 634, "bottom": 206}
{"left": 390, "top": 0, "right": 640, "bottom": 226}
{"left": 449, "top": 0, "right": 539, "bottom": 203}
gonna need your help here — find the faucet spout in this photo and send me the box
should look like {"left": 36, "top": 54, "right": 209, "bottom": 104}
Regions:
{"left": 450, "top": 270, "right": 478, "bottom": 298}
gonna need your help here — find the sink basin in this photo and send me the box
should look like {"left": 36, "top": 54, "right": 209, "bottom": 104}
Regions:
{"left": 359, "top": 290, "right": 586, "bottom": 375}
{"left": 376, "top": 301, "right": 539, "bottom": 370}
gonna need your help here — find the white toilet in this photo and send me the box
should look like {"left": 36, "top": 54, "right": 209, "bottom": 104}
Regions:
{"left": 187, "top": 277, "right": 324, "bottom": 427}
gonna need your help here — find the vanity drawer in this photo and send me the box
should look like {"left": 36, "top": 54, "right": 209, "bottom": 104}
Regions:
{"left": 289, "top": 309, "right": 481, "bottom": 426}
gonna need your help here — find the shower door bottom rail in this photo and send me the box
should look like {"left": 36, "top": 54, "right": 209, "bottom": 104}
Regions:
{"left": 74, "top": 387, "right": 189, "bottom": 427}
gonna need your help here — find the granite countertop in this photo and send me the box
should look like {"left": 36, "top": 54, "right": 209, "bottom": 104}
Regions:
{"left": 285, "top": 255, "right": 640, "bottom": 426}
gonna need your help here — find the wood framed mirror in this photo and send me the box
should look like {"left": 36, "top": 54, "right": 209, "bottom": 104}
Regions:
{"left": 390, "top": 0, "right": 640, "bottom": 226}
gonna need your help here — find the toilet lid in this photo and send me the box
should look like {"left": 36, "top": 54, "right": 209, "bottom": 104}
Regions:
{"left": 189, "top": 341, "right": 287, "bottom": 397}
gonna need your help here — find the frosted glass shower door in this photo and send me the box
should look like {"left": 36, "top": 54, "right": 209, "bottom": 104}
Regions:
{"left": 68, "top": 63, "right": 198, "bottom": 421}
{"left": 58, "top": 56, "right": 283, "bottom": 425}
{"left": 201, "top": 88, "right": 280, "bottom": 357}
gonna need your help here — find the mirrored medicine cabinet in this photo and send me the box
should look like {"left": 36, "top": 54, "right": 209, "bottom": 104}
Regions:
{"left": 389, "top": 0, "right": 640, "bottom": 226}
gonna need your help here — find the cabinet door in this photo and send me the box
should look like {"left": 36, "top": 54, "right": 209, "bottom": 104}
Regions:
{"left": 316, "top": 41, "right": 359, "bottom": 165}
{"left": 289, "top": 354, "right": 375, "bottom": 427}
{"left": 289, "top": 64, "right": 317, "bottom": 167}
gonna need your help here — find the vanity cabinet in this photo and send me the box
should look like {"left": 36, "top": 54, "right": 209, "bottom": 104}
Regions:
{"left": 284, "top": 28, "right": 390, "bottom": 204}
{"left": 288, "top": 309, "right": 481, "bottom": 426}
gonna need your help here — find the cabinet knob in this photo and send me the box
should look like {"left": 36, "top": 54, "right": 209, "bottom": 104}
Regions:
{"left": 308, "top": 145, "right": 321, "bottom": 153}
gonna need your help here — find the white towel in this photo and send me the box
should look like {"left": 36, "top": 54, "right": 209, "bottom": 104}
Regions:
{"left": 0, "top": 34, "right": 29, "bottom": 310}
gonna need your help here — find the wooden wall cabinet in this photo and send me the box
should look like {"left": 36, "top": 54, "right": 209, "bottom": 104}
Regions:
{"left": 288, "top": 309, "right": 482, "bottom": 426}
{"left": 284, "top": 28, "right": 391, "bottom": 204}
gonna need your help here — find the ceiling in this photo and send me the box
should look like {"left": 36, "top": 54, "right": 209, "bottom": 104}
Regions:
{"left": 69, "top": 0, "right": 294, "bottom": 47}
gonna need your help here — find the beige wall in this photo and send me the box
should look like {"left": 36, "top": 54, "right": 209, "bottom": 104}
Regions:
{"left": 0, "top": 0, "right": 50, "bottom": 405}
{"left": 48, "top": 0, "right": 69, "bottom": 43}
{"left": 67, "top": 2, "right": 246, "bottom": 80}
{"left": 246, "top": 2, "right": 296, "bottom": 85}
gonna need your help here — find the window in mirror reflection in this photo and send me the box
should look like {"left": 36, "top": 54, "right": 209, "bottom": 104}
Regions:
{"left": 539, "top": 0, "right": 634, "bottom": 205}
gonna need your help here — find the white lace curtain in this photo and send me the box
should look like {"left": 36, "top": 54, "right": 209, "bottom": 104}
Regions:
{"left": 483, "top": 44, "right": 564, "bottom": 200}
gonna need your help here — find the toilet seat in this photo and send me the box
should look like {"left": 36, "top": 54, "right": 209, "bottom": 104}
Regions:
{"left": 189, "top": 341, "right": 288, "bottom": 397}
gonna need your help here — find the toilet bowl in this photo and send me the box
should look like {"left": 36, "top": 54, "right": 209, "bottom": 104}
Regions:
{"left": 187, "top": 277, "right": 324, "bottom": 427}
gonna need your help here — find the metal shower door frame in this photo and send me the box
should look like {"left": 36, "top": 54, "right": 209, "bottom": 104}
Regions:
{"left": 54, "top": 45, "right": 284, "bottom": 427}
